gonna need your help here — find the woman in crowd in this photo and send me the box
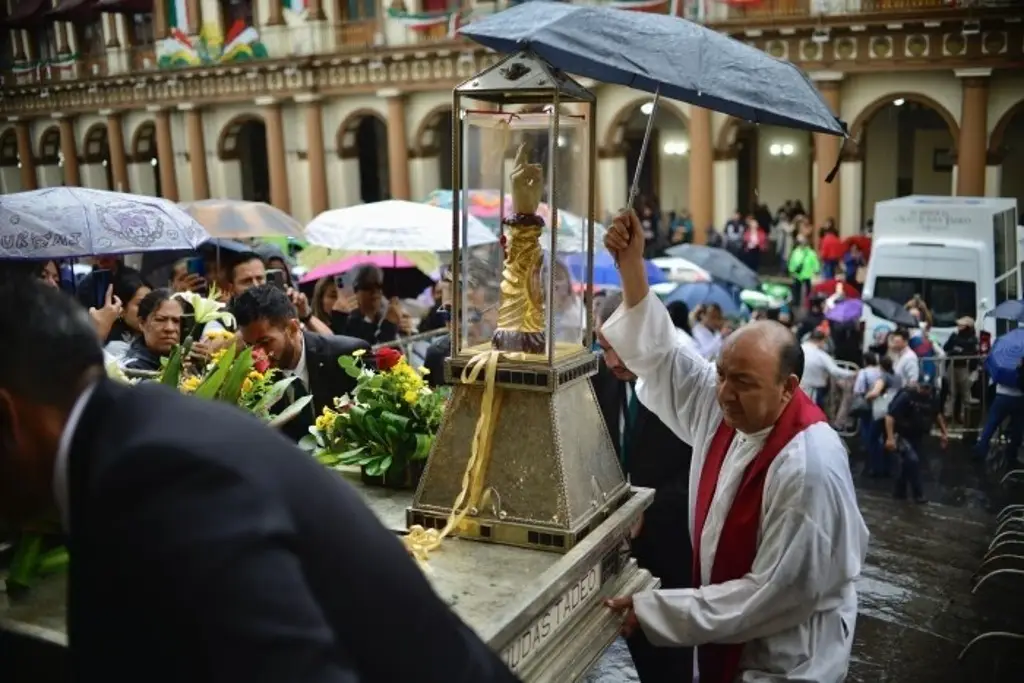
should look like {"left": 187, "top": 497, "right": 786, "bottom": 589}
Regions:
{"left": 311, "top": 276, "right": 340, "bottom": 328}
{"left": 665, "top": 300, "right": 696, "bottom": 351}
{"left": 860, "top": 354, "right": 897, "bottom": 478}
{"left": 122, "top": 288, "right": 185, "bottom": 372}
{"left": 104, "top": 272, "right": 152, "bottom": 360}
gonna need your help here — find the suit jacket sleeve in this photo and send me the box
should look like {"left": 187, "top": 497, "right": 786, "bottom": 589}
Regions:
{"left": 99, "top": 447, "right": 361, "bottom": 683}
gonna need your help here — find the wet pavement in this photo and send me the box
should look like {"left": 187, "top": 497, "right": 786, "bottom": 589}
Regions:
{"left": 586, "top": 437, "right": 1024, "bottom": 683}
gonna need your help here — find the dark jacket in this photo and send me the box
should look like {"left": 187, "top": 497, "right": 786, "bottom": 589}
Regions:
{"left": 66, "top": 379, "right": 520, "bottom": 683}
{"left": 120, "top": 337, "right": 163, "bottom": 372}
{"left": 277, "top": 331, "right": 371, "bottom": 443}
{"left": 943, "top": 329, "right": 979, "bottom": 370}
{"left": 329, "top": 310, "right": 398, "bottom": 346}
{"left": 423, "top": 333, "right": 451, "bottom": 388}
{"left": 591, "top": 359, "right": 693, "bottom": 589}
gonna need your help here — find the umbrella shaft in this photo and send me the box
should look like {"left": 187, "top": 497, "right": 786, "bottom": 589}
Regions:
{"left": 626, "top": 87, "right": 661, "bottom": 213}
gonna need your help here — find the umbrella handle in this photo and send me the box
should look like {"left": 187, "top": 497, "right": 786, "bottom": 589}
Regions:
{"left": 615, "top": 87, "right": 661, "bottom": 269}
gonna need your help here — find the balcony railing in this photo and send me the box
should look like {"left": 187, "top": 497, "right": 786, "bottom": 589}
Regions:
{"left": 694, "top": 0, "right": 1019, "bottom": 25}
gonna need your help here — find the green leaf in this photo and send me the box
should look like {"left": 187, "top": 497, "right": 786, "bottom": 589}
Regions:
{"left": 253, "top": 375, "right": 298, "bottom": 413}
{"left": 298, "top": 434, "right": 318, "bottom": 451}
{"left": 379, "top": 455, "right": 393, "bottom": 474}
{"left": 8, "top": 533, "right": 44, "bottom": 589}
{"left": 219, "top": 347, "right": 254, "bottom": 404}
{"left": 338, "top": 355, "right": 361, "bottom": 378}
{"left": 160, "top": 345, "right": 184, "bottom": 387}
{"left": 267, "top": 395, "right": 313, "bottom": 428}
{"left": 413, "top": 433, "right": 434, "bottom": 460}
{"left": 37, "top": 546, "right": 69, "bottom": 575}
{"left": 195, "top": 344, "right": 236, "bottom": 399}
{"left": 315, "top": 452, "right": 342, "bottom": 466}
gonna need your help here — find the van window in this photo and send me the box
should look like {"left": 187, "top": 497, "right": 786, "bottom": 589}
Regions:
{"left": 873, "top": 277, "right": 976, "bottom": 328}
{"left": 993, "top": 210, "right": 1018, "bottom": 277}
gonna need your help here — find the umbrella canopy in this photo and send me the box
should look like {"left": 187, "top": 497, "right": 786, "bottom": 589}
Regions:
{"left": 811, "top": 279, "right": 860, "bottom": 299}
{"left": 865, "top": 297, "right": 918, "bottom": 327}
{"left": 459, "top": 2, "right": 847, "bottom": 137}
{"left": 179, "top": 199, "right": 305, "bottom": 240}
{"left": 300, "top": 254, "right": 418, "bottom": 284}
{"left": 984, "top": 328, "right": 1024, "bottom": 389}
{"left": 424, "top": 189, "right": 606, "bottom": 253}
{"left": 650, "top": 256, "right": 711, "bottom": 284}
{"left": 664, "top": 282, "right": 740, "bottom": 317}
{"left": 305, "top": 200, "right": 496, "bottom": 252}
{"left": 664, "top": 243, "right": 759, "bottom": 291}
{"left": 986, "top": 299, "right": 1024, "bottom": 323}
{"left": 0, "top": 187, "right": 208, "bottom": 259}
{"left": 562, "top": 250, "right": 666, "bottom": 288}
{"left": 825, "top": 298, "right": 864, "bottom": 324}
{"left": 740, "top": 289, "right": 783, "bottom": 310}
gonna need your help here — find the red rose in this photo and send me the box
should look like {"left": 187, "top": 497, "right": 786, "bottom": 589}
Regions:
{"left": 375, "top": 347, "right": 403, "bottom": 371}
{"left": 252, "top": 348, "right": 271, "bottom": 374}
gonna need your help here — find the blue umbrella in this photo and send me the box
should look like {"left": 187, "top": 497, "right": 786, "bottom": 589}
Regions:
{"left": 563, "top": 251, "right": 665, "bottom": 288}
{"left": 664, "top": 243, "right": 760, "bottom": 291}
{"left": 984, "top": 328, "right": 1024, "bottom": 389}
{"left": 459, "top": 2, "right": 847, "bottom": 138}
{"left": 986, "top": 299, "right": 1024, "bottom": 323}
{"left": 664, "top": 282, "right": 740, "bottom": 317}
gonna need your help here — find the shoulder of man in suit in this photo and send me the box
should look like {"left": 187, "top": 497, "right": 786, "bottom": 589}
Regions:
{"left": 305, "top": 330, "right": 370, "bottom": 357}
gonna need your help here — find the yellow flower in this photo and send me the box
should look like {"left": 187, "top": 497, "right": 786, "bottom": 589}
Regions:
{"left": 404, "top": 390, "right": 419, "bottom": 405}
{"left": 418, "top": 366, "right": 430, "bottom": 376}
{"left": 241, "top": 378, "right": 253, "bottom": 394}
{"left": 352, "top": 348, "right": 366, "bottom": 358}
{"left": 315, "top": 407, "right": 338, "bottom": 432}
{"left": 210, "top": 349, "right": 227, "bottom": 365}
{"left": 180, "top": 375, "right": 202, "bottom": 394}
{"left": 247, "top": 370, "right": 264, "bottom": 382}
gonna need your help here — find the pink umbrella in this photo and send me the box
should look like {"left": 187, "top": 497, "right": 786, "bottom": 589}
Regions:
{"left": 300, "top": 254, "right": 417, "bottom": 284}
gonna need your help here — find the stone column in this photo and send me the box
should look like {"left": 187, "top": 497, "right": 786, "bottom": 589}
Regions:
{"left": 838, "top": 159, "right": 863, "bottom": 237}
{"left": 712, "top": 154, "right": 737, "bottom": 231}
{"left": 385, "top": 92, "right": 411, "bottom": 201}
{"left": 298, "top": 94, "right": 329, "bottom": 217}
{"left": 688, "top": 105, "right": 713, "bottom": 244}
{"left": 103, "top": 110, "right": 131, "bottom": 192}
{"left": 151, "top": 106, "right": 179, "bottom": 201}
{"left": 153, "top": 0, "right": 169, "bottom": 39}
{"left": 955, "top": 68, "right": 990, "bottom": 198}
{"left": 180, "top": 103, "right": 210, "bottom": 200}
{"left": 186, "top": 0, "right": 202, "bottom": 33}
{"left": 56, "top": 116, "right": 81, "bottom": 187}
{"left": 259, "top": 97, "right": 291, "bottom": 214}
{"left": 985, "top": 162, "right": 1002, "bottom": 198}
{"left": 812, "top": 76, "right": 842, "bottom": 234}
{"left": 14, "top": 122, "right": 38, "bottom": 190}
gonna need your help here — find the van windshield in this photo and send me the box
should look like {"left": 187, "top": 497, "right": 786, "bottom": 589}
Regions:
{"left": 873, "top": 277, "right": 977, "bottom": 328}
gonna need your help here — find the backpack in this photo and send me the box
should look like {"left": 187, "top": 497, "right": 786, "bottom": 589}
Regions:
{"left": 910, "top": 335, "right": 938, "bottom": 381}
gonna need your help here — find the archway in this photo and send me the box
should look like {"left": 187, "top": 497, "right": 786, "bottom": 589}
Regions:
{"left": 82, "top": 123, "right": 114, "bottom": 189}
{"left": 605, "top": 99, "right": 690, "bottom": 227}
{"left": 0, "top": 128, "right": 21, "bottom": 193}
{"left": 338, "top": 110, "right": 389, "bottom": 203}
{"left": 131, "top": 121, "right": 160, "bottom": 196}
{"left": 990, "top": 100, "right": 1024, "bottom": 214}
{"left": 716, "top": 117, "right": 814, "bottom": 220}
{"left": 850, "top": 94, "right": 959, "bottom": 224}
{"left": 219, "top": 116, "right": 270, "bottom": 203}
{"left": 38, "top": 126, "right": 61, "bottom": 166}
{"left": 414, "top": 105, "right": 454, "bottom": 191}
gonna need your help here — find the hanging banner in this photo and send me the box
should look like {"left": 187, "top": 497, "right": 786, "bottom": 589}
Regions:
{"left": 387, "top": 7, "right": 463, "bottom": 33}
{"left": 166, "top": 0, "right": 192, "bottom": 33}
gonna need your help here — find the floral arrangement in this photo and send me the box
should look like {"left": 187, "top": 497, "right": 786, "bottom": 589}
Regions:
{"left": 303, "top": 347, "right": 445, "bottom": 485}
{"left": 5, "top": 521, "right": 67, "bottom": 592}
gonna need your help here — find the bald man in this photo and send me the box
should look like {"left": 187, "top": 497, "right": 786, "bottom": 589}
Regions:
{"left": 601, "top": 211, "right": 868, "bottom": 683}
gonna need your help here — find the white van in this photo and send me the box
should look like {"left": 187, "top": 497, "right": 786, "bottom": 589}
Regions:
{"left": 861, "top": 196, "right": 1020, "bottom": 351}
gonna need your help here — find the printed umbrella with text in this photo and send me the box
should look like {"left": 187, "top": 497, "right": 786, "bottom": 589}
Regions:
{"left": 459, "top": 1, "right": 848, "bottom": 207}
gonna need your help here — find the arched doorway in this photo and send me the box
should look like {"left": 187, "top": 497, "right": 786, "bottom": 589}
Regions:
{"left": 0, "top": 129, "right": 21, "bottom": 193}
{"left": 717, "top": 118, "right": 813, "bottom": 218}
{"left": 219, "top": 116, "right": 270, "bottom": 202}
{"left": 850, "top": 94, "right": 959, "bottom": 223}
{"left": 131, "top": 121, "right": 160, "bottom": 196}
{"left": 414, "top": 106, "right": 454, "bottom": 191}
{"left": 606, "top": 99, "right": 690, "bottom": 216}
{"left": 990, "top": 100, "right": 1024, "bottom": 214}
{"left": 38, "top": 126, "right": 63, "bottom": 187}
{"left": 82, "top": 123, "right": 114, "bottom": 189}
{"left": 338, "top": 111, "right": 389, "bottom": 203}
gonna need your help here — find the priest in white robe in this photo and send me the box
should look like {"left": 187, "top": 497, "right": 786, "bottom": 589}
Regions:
{"left": 602, "top": 211, "right": 869, "bottom": 683}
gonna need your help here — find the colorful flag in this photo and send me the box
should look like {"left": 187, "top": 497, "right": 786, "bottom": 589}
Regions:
{"left": 167, "top": 0, "right": 191, "bottom": 33}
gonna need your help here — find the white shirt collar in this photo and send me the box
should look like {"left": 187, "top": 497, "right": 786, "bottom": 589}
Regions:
{"left": 54, "top": 382, "right": 98, "bottom": 531}
{"left": 285, "top": 335, "right": 309, "bottom": 388}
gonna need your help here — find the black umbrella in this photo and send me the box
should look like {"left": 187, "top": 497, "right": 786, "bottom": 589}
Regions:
{"left": 865, "top": 297, "right": 918, "bottom": 327}
{"left": 663, "top": 244, "right": 759, "bottom": 291}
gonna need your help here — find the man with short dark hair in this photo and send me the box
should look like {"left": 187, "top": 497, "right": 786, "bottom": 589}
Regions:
{"left": 885, "top": 378, "right": 948, "bottom": 503}
{"left": 601, "top": 210, "right": 867, "bottom": 683}
{"left": 234, "top": 284, "right": 369, "bottom": 443}
{"left": 592, "top": 290, "right": 694, "bottom": 683}
{"left": 888, "top": 327, "right": 919, "bottom": 388}
{"left": 0, "top": 279, "right": 519, "bottom": 683}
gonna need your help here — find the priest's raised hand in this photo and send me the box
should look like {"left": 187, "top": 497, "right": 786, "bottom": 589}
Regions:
{"left": 600, "top": 220, "right": 869, "bottom": 683}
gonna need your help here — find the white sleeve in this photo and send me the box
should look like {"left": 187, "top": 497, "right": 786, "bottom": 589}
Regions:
{"left": 602, "top": 291, "right": 721, "bottom": 446}
{"left": 825, "top": 354, "right": 855, "bottom": 379}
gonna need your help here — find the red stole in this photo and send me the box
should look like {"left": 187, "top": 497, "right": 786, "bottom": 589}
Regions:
{"left": 691, "top": 390, "right": 825, "bottom": 683}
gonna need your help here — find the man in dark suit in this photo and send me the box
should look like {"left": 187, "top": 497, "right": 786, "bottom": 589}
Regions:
{"left": 233, "top": 284, "right": 371, "bottom": 443}
{"left": 0, "top": 278, "right": 519, "bottom": 683}
{"left": 592, "top": 291, "right": 694, "bottom": 683}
